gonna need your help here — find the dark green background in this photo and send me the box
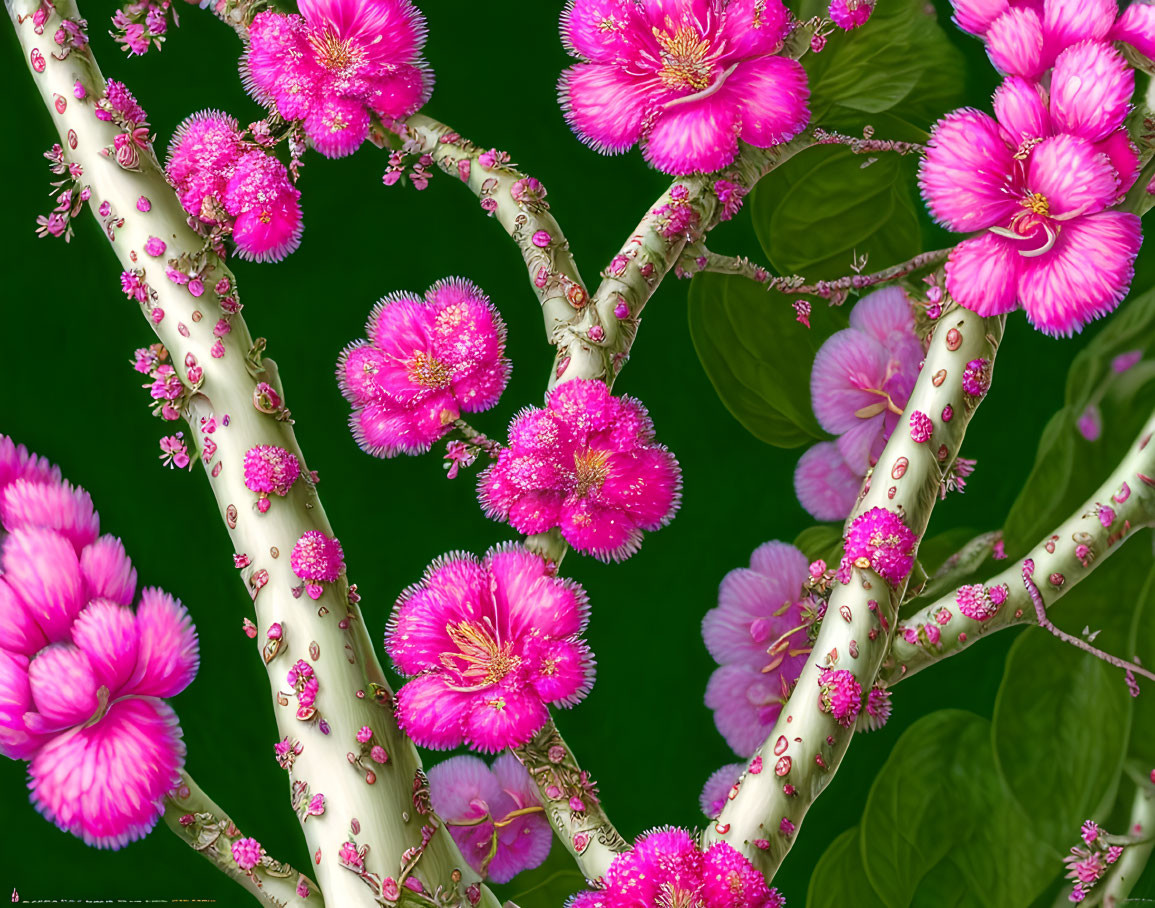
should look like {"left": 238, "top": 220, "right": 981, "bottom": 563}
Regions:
{"left": 0, "top": 2, "right": 1149, "bottom": 904}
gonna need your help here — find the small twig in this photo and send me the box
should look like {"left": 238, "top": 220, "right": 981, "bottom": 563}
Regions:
{"left": 1022, "top": 559, "right": 1155, "bottom": 684}
{"left": 779, "top": 247, "right": 952, "bottom": 300}
{"left": 813, "top": 126, "right": 926, "bottom": 156}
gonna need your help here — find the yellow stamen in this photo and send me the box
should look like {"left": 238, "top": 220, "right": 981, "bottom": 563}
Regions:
{"left": 654, "top": 26, "right": 713, "bottom": 91}
{"left": 407, "top": 351, "right": 451, "bottom": 389}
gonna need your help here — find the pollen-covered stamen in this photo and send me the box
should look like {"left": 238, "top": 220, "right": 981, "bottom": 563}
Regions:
{"left": 657, "top": 882, "right": 701, "bottom": 908}
{"left": 654, "top": 26, "right": 715, "bottom": 91}
{"left": 1021, "top": 191, "right": 1050, "bottom": 217}
{"left": 441, "top": 620, "right": 520, "bottom": 691}
{"left": 407, "top": 350, "right": 452, "bottom": 389}
{"left": 572, "top": 448, "right": 611, "bottom": 497}
{"left": 308, "top": 28, "right": 365, "bottom": 73}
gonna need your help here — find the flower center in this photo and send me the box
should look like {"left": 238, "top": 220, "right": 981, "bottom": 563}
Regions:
{"left": 1021, "top": 191, "right": 1050, "bottom": 218}
{"left": 572, "top": 448, "right": 610, "bottom": 497}
{"left": 308, "top": 28, "right": 363, "bottom": 72}
{"left": 407, "top": 351, "right": 451, "bottom": 389}
{"left": 657, "top": 884, "right": 703, "bottom": 908}
{"left": 441, "top": 620, "right": 519, "bottom": 690}
{"left": 654, "top": 26, "right": 714, "bottom": 91}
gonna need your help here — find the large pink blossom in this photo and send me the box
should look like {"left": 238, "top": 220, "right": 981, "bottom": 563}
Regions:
{"left": 339, "top": 278, "right": 511, "bottom": 458}
{"left": 243, "top": 0, "right": 432, "bottom": 158}
{"left": 0, "top": 437, "right": 197, "bottom": 849}
{"left": 950, "top": 0, "right": 1155, "bottom": 76}
{"left": 920, "top": 48, "right": 1142, "bottom": 336}
{"left": 386, "top": 545, "right": 594, "bottom": 753}
{"left": 702, "top": 541, "right": 812, "bottom": 756}
{"left": 803, "top": 286, "right": 922, "bottom": 503}
{"left": 566, "top": 827, "right": 785, "bottom": 908}
{"left": 478, "top": 379, "right": 681, "bottom": 562}
{"left": 427, "top": 753, "right": 552, "bottom": 883}
{"left": 558, "top": 0, "right": 810, "bottom": 175}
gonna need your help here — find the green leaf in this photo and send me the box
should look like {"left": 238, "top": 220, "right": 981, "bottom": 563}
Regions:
{"left": 1065, "top": 285, "right": 1155, "bottom": 412}
{"left": 688, "top": 270, "right": 847, "bottom": 447}
{"left": 492, "top": 845, "right": 587, "bottom": 908}
{"left": 808, "top": 827, "right": 888, "bottom": 908}
{"left": 1002, "top": 409, "right": 1078, "bottom": 555}
{"left": 751, "top": 147, "right": 921, "bottom": 281}
{"left": 801, "top": 0, "right": 965, "bottom": 124}
{"left": 861, "top": 710, "right": 1056, "bottom": 907}
{"left": 1128, "top": 560, "right": 1155, "bottom": 765}
{"left": 794, "top": 524, "right": 845, "bottom": 567}
{"left": 992, "top": 629, "right": 1132, "bottom": 847}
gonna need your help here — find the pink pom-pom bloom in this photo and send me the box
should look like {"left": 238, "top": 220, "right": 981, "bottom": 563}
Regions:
{"left": 0, "top": 436, "right": 197, "bottom": 849}
{"left": 841, "top": 506, "right": 918, "bottom": 585}
{"left": 797, "top": 287, "right": 921, "bottom": 521}
{"left": 427, "top": 753, "right": 552, "bottom": 883}
{"left": 566, "top": 827, "right": 784, "bottom": 908}
{"left": 387, "top": 545, "right": 594, "bottom": 753}
{"left": 243, "top": 445, "right": 301, "bottom": 512}
{"left": 232, "top": 836, "right": 263, "bottom": 871}
{"left": 479, "top": 379, "right": 681, "bottom": 562}
{"left": 558, "top": 0, "right": 810, "bottom": 175}
{"left": 817, "top": 668, "right": 863, "bottom": 726}
{"left": 703, "top": 541, "right": 813, "bottom": 756}
{"left": 340, "top": 279, "right": 510, "bottom": 458}
{"left": 166, "top": 111, "right": 303, "bottom": 262}
{"left": 243, "top": 0, "right": 432, "bottom": 158}
{"left": 955, "top": 582, "right": 1008, "bottom": 621}
{"left": 829, "top": 0, "right": 874, "bottom": 29}
{"left": 290, "top": 531, "right": 345, "bottom": 600}
{"left": 920, "top": 50, "right": 1142, "bottom": 337}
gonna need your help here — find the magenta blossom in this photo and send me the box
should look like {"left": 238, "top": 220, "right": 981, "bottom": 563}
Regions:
{"left": 0, "top": 436, "right": 197, "bottom": 849}
{"left": 427, "top": 753, "right": 552, "bottom": 883}
{"left": 166, "top": 110, "right": 303, "bottom": 262}
{"left": 243, "top": 0, "right": 432, "bottom": 158}
{"left": 479, "top": 379, "right": 681, "bottom": 562}
{"left": 243, "top": 445, "right": 301, "bottom": 512}
{"left": 290, "top": 531, "right": 345, "bottom": 600}
{"left": 840, "top": 506, "right": 917, "bottom": 585}
{"left": 829, "top": 0, "right": 874, "bottom": 29}
{"left": 920, "top": 49, "right": 1142, "bottom": 336}
{"left": 703, "top": 541, "right": 813, "bottom": 757}
{"left": 798, "top": 287, "right": 922, "bottom": 519}
{"left": 558, "top": 0, "right": 810, "bottom": 175}
{"left": 950, "top": 0, "right": 1155, "bottom": 77}
{"left": 339, "top": 278, "right": 511, "bottom": 458}
{"left": 566, "top": 827, "right": 785, "bottom": 908}
{"left": 387, "top": 545, "right": 594, "bottom": 753}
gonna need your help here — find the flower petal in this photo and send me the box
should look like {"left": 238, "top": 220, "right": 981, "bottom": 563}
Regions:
{"left": 1096, "top": 130, "right": 1140, "bottom": 196}
{"left": 79, "top": 536, "right": 137, "bottom": 606}
{"left": 463, "top": 683, "right": 549, "bottom": 753}
{"left": 1028, "top": 134, "right": 1118, "bottom": 218}
{"left": 1111, "top": 0, "right": 1155, "bottom": 60}
{"left": 0, "top": 649, "right": 50, "bottom": 760}
{"left": 642, "top": 94, "right": 740, "bottom": 175}
{"left": 1050, "top": 40, "right": 1134, "bottom": 144}
{"left": 949, "top": 0, "right": 1009, "bottom": 33}
{"left": 559, "top": 63, "right": 655, "bottom": 155}
{"left": 794, "top": 441, "right": 862, "bottom": 522}
{"left": 28, "top": 697, "right": 185, "bottom": 849}
{"left": 298, "top": 0, "right": 426, "bottom": 60}
{"left": 1, "top": 479, "right": 99, "bottom": 551}
{"left": 561, "top": 0, "right": 650, "bottom": 63}
{"left": 810, "top": 329, "right": 892, "bottom": 436}
{"left": 992, "top": 75, "right": 1050, "bottom": 146}
{"left": 0, "top": 577, "right": 48, "bottom": 656}
{"left": 487, "top": 545, "right": 588, "bottom": 639}
{"left": 395, "top": 673, "right": 472, "bottom": 750}
{"left": 28, "top": 644, "right": 100, "bottom": 733}
{"left": 718, "top": 0, "right": 791, "bottom": 57}
{"left": 2, "top": 528, "right": 85, "bottom": 643}
{"left": 124, "top": 588, "right": 199, "bottom": 699}
{"left": 919, "top": 109, "right": 1017, "bottom": 231}
{"left": 1042, "top": 0, "right": 1114, "bottom": 51}
{"left": 726, "top": 56, "right": 810, "bottom": 148}
{"left": 847, "top": 286, "right": 915, "bottom": 349}
{"left": 705, "top": 663, "right": 782, "bottom": 758}
{"left": 1018, "top": 211, "right": 1142, "bottom": 336}
{"left": 944, "top": 233, "right": 1021, "bottom": 316}
{"left": 71, "top": 600, "right": 139, "bottom": 696}
{"left": 525, "top": 637, "right": 594, "bottom": 707}
{"left": 986, "top": 7, "right": 1045, "bottom": 77}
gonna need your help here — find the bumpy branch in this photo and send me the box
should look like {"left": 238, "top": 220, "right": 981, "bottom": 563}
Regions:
{"left": 703, "top": 302, "right": 1006, "bottom": 876}
{"left": 164, "top": 771, "right": 321, "bottom": 907}
{"left": 7, "top": 7, "right": 497, "bottom": 906}
{"left": 1099, "top": 766, "right": 1155, "bottom": 906}
{"left": 882, "top": 410, "right": 1155, "bottom": 686}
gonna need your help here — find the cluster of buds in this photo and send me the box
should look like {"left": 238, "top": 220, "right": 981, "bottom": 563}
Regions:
{"left": 110, "top": 0, "right": 181, "bottom": 56}
{"left": 37, "top": 144, "right": 90, "bottom": 241}
{"left": 134, "top": 341, "right": 197, "bottom": 421}
{"left": 96, "top": 80, "right": 153, "bottom": 172}
{"left": 1065, "top": 820, "right": 1127, "bottom": 902}
{"left": 383, "top": 127, "right": 437, "bottom": 189}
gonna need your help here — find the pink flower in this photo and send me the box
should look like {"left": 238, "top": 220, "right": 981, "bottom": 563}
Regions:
{"left": 818, "top": 668, "right": 863, "bottom": 726}
{"left": 861, "top": 686, "right": 892, "bottom": 731}
{"left": 920, "top": 56, "right": 1142, "bottom": 336}
{"left": 232, "top": 837, "right": 262, "bottom": 871}
{"left": 243, "top": 0, "right": 432, "bottom": 158}
{"left": 1081, "top": 820, "right": 1101, "bottom": 846}
{"left": 702, "top": 541, "right": 812, "bottom": 756}
{"left": 243, "top": 445, "right": 301, "bottom": 511}
{"left": 962, "top": 358, "right": 990, "bottom": 396}
{"left": 793, "top": 441, "right": 861, "bottom": 521}
{"left": 340, "top": 278, "right": 511, "bottom": 458}
{"left": 356, "top": 725, "right": 373, "bottom": 743}
{"left": 166, "top": 111, "right": 303, "bottom": 262}
{"left": 290, "top": 531, "right": 345, "bottom": 599}
{"left": 427, "top": 753, "right": 552, "bottom": 883}
{"left": 338, "top": 840, "right": 364, "bottom": 871}
{"left": 478, "top": 379, "right": 681, "bottom": 562}
{"left": 829, "top": 0, "right": 874, "bottom": 29}
{"left": 0, "top": 437, "right": 197, "bottom": 849}
{"left": 567, "top": 827, "right": 783, "bottom": 907}
{"left": 558, "top": 0, "right": 810, "bottom": 175}
{"left": 841, "top": 507, "right": 917, "bottom": 585}
{"left": 120, "top": 270, "right": 149, "bottom": 303}
{"left": 909, "top": 410, "right": 934, "bottom": 444}
{"left": 699, "top": 762, "right": 744, "bottom": 818}
{"left": 386, "top": 545, "right": 593, "bottom": 753}
{"left": 955, "top": 582, "right": 1007, "bottom": 620}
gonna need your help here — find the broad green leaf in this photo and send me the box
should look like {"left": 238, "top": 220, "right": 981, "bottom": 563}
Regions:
{"left": 493, "top": 845, "right": 587, "bottom": 908}
{"left": 793, "top": 524, "right": 844, "bottom": 567}
{"left": 808, "top": 827, "right": 888, "bottom": 908}
{"left": 992, "top": 629, "right": 1132, "bottom": 847}
{"left": 688, "top": 270, "right": 847, "bottom": 447}
{"left": 861, "top": 710, "right": 1056, "bottom": 907}
{"left": 1065, "top": 282, "right": 1155, "bottom": 412}
{"left": 751, "top": 147, "right": 921, "bottom": 281}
